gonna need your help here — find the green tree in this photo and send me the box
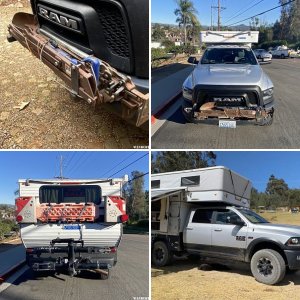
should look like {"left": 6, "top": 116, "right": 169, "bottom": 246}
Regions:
{"left": 174, "top": 0, "right": 198, "bottom": 45}
{"left": 124, "top": 171, "right": 146, "bottom": 221}
{"left": 265, "top": 174, "right": 289, "bottom": 208}
{"left": 152, "top": 24, "right": 166, "bottom": 42}
{"left": 151, "top": 151, "right": 216, "bottom": 173}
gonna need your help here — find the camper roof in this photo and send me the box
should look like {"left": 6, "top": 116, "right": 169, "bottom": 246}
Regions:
{"left": 200, "top": 31, "right": 259, "bottom": 46}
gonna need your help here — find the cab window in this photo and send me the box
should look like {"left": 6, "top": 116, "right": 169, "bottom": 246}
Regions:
{"left": 214, "top": 209, "right": 243, "bottom": 225}
{"left": 192, "top": 209, "right": 213, "bottom": 223}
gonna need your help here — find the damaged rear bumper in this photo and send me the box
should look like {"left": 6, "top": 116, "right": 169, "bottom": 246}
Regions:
{"left": 7, "top": 12, "right": 148, "bottom": 129}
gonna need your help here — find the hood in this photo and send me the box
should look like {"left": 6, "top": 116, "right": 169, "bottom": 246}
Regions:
{"left": 253, "top": 223, "right": 300, "bottom": 237}
{"left": 183, "top": 64, "right": 273, "bottom": 92}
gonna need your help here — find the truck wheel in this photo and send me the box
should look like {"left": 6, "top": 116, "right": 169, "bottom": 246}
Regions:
{"left": 152, "top": 241, "right": 173, "bottom": 267}
{"left": 281, "top": 54, "right": 285, "bottom": 59}
{"left": 250, "top": 249, "right": 286, "bottom": 285}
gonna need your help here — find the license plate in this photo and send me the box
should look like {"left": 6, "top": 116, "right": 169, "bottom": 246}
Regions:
{"left": 219, "top": 120, "right": 236, "bottom": 128}
{"left": 63, "top": 225, "right": 80, "bottom": 230}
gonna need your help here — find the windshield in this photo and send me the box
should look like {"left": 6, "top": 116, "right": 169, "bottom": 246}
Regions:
{"left": 237, "top": 208, "right": 269, "bottom": 224}
{"left": 201, "top": 48, "right": 258, "bottom": 65}
{"left": 39, "top": 185, "right": 101, "bottom": 205}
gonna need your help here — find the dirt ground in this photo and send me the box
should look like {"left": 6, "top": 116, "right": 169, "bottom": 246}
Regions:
{"left": 152, "top": 212, "right": 300, "bottom": 300}
{"left": 0, "top": 2, "right": 148, "bottom": 149}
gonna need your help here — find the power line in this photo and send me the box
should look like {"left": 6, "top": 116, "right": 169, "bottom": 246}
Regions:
{"left": 224, "top": 0, "right": 265, "bottom": 25}
{"left": 69, "top": 152, "right": 94, "bottom": 176}
{"left": 108, "top": 153, "right": 149, "bottom": 178}
{"left": 64, "top": 152, "right": 76, "bottom": 172}
{"left": 127, "top": 172, "right": 149, "bottom": 184}
{"left": 227, "top": 0, "right": 296, "bottom": 27}
{"left": 66, "top": 152, "right": 87, "bottom": 176}
{"left": 101, "top": 152, "right": 137, "bottom": 177}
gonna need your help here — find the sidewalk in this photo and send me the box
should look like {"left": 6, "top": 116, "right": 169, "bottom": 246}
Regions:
{"left": 0, "top": 245, "right": 25, "bottom": 280}
{"left": 151, "top": 65, "right": 193, "bottom": 116}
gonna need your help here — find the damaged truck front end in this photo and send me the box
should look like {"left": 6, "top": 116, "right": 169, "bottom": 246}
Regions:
{"left": 8, "top": 1, "right": 149, "bottom": 129}
{"left": 182, "top": 32, "right": 275, "bottom": 126}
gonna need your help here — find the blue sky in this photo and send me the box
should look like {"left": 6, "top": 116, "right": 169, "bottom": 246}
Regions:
{"left": 0, "top": 151, "right": 149, "bottom": 205}
{"left": 152, "top": 0, "right": 281, "bottom": 26}
{"left": 216, "top": 151, "right": 300, "bottom": 192}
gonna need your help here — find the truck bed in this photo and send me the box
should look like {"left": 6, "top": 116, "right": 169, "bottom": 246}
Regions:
{"left": 20, "top": 223, "right": 122, "bottom": 248}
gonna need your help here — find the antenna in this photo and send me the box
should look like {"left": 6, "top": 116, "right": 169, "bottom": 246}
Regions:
{"left": 211, "top": 0, "right": 226, "bottom": 30}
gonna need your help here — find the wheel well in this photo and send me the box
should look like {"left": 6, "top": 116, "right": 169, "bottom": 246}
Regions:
{"left": 249, "top": 242, "right": 287, "bottom": 264}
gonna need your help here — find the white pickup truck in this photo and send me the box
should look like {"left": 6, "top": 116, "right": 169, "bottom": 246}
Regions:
{"left": 270, "top": 46, "right": 289, "bottom": 58}
{"left": 16, "top": 177, "right": 129, "bottom": 278}
{"left": 151, "top": 167, "right": 300, "bottom": 285}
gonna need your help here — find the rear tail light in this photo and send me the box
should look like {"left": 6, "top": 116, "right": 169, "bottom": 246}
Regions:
{"left": 16, "top": 215, "right": 23, "bottom": 222}
{"left": 120, "top": 214, "right": 129, "bottom": 223}
{"left": 110, "top": 247, "right": 116, "bottom": 253}
{"left": 26, "top": 248, "right": 34, "bottom": 253}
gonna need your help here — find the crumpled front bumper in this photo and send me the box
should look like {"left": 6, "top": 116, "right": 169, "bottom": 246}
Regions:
{"left": 182, "top": 99, "right": 274, "bottom": 125}
{"left": 7, "top": 12, "right": 149, "bottom": 129}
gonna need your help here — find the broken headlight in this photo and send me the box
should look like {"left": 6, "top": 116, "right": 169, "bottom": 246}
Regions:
{"left": 183, "top": 86, "right": 193, "bottom": 101}
{"left": 262, "top": 87, "right": 274, "bottom": 103}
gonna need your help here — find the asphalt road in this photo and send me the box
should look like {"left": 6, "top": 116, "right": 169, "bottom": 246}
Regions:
{"left": 0, "top": 234, "right": 149, "bottom": 300}
{"left": 152, "top": 59, "right": 300, "bottom": 149}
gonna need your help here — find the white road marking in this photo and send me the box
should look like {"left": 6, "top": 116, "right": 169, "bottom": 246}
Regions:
{"left": 0, "top": 265, "right": 29, "bottom": 294}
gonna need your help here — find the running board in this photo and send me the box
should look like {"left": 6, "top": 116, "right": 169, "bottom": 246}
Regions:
{"left": 8, "top": 12, "right": 149, "bottom": 129}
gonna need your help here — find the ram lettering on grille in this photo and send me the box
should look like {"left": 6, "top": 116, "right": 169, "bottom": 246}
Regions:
{"left": 38, "top": 6, "right": 78, "bottom": 30}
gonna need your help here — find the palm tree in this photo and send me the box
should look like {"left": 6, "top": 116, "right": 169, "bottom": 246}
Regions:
{"left": 174, "top": 0, "right": 198, "bottom": 45}
{"left": 187, "top": 15, "right": 201, "bottom": 46}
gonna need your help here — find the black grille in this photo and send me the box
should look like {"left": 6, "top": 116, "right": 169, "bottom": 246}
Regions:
{"left": 94, "top": 2, "right": 130, "bottom": 58}
{"left": 194, "top": 85, "right": 261, "bottom": 108}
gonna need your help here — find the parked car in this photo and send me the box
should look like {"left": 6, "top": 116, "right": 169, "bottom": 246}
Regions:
{"left": 253, "top": 49, "right": 272, "bottom": 62}
{"left": 270, "top": 46, "right": 289, "bottom": 58}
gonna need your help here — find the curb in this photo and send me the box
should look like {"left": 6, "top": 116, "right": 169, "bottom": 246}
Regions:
{"left": 151, "top": 90, "right": 182, "bottom": 124}
{"left": 0, "top": 260, "right": 26, "bottom": 284}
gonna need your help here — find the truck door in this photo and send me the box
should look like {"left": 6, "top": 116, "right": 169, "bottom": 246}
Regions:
{"left": 211, "top": 208, "right": 248, "bottom": 260}
{"left": 183, "top": 208, "right": 213, "bottom": 253}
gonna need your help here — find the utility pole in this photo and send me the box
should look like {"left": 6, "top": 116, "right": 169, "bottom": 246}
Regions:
{"left": 211, "top": 0, "right": 226, "bottom": 30}
{"left": 59, "top": 155, "right": 64, "bottom": 179}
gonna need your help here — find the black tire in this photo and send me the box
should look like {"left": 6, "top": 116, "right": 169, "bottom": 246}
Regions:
{"left": 188, "top": 254, "right": 200, "bottom": 262}
{"left": 250, "top": 249, "right": 286, "bottom": 285}
{"left": 281, "top": 54, "right": 285, "bottom": 59}
{"left": 152, "top": 241, "right": 173, "bottom": 267}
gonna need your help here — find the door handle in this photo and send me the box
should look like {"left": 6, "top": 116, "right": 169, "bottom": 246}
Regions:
{"left": 186, "top": 227, "right": 193, "bottom": 230}
{"left": 214, "top": 229, "right": 222, "bottom": 232}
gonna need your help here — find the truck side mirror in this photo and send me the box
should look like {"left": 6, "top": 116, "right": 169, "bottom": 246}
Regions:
{"left": 232, "top": 219, "right": 246, "bottom": 226}
{"left": 188, "top": 56, "right": 198, "bottom": 65}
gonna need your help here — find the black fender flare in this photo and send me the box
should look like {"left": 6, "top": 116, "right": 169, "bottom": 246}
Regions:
{"left": 245, "top": 238, "right": 286, "bottom": 262}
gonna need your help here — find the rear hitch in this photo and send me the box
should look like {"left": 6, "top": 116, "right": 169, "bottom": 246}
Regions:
{"left": 51, "top": 238, "right": 84, "bottom": 277}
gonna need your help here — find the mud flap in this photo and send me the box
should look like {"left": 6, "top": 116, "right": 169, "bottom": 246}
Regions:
{"left": 7, "top": 12, "right": 149, "bottom": 129}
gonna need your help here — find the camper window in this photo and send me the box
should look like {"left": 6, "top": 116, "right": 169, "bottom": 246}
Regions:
{"left": 39, "top": 185, "right": 101, "bottom": 205}
{"left": 151, "top": 180, "right": 160, "bottom": 189}
{"left": 192, "top": 209, "right": 213, "bottom": 223}
{"left": 181, "top": 175, "right": 200, "bottom": 186}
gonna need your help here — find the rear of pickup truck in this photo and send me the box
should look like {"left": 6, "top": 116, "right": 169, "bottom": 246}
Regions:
{"left": 16, "top": 182, "right": 129, "bottom": 278}
{"left": 7, "top": 0, "right": 149, "bottom": 128}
